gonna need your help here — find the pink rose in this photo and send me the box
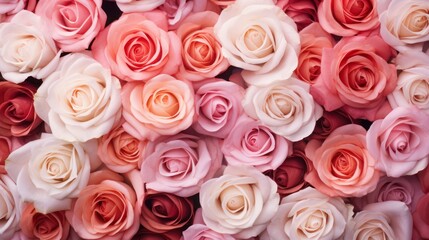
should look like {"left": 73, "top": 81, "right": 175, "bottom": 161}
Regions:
{"left": 182, "top": 224, "right": 235, "bottom": 240}
{"left": 0, "top": 175, "right": 21, "bottom": 239}
{"left": 0, "top": 81, "right": 42, "bottom": 137}
{"left": 318, "top": 0, "right": 379, "bottom": 36}
{"left": 67, "top": 179, "right": 140, "bottom": 240}
{"left": 35, "top": 0, "right": 106, "bottom": 52}
{"left": 263, "top": 187, "right": 353, "bottom": 240}
{"left": 175, "top": 11, "right": 229, "bottom": 81}
{"left": 305, "top": 124, "right": 381, "bottom": 197}
{"left": 296, "top": 22, "right": 335, "bottom": 84}
{"left": 309, "top": 110, "right": 353, "bottom": 141}
{"left": 121, "top": 74, "right": 195, "bottom": 141}
{"left": 345, "top": 201, "right": 412, "bottom": 239}
{"left": 116, "top": 0, "right": 165, "bottom": 13}
{"left": 0, "top": 0, "right": 35, "bottom": 22}
{"left": 92, "top": 11, "right": 181, "bottom": 82}
{"left": 311, "top": 35, "right": 397, "bottom": 121}
{"left": 222, "top": 116, "right": 292, "bottom": 171}
{"left": 159, "top": 0, "right": 214, "bottom": 30}
{"left": 20, "top": 203, "right": 70, "bottom": 240}
{"left": 413, "top": 193, "right": 429, "bottom": 239}
{"left": 193, "top": 79, "right": 244, "bottom": 138}
{"left": 276, "top": 0, "right": 320, "bottom": 31}
{"left": 142, "top": 133, "right": 222, "bottom": 197}
{"left": 367, "top": 107, "right": 429, "bottom": 177}
{"left": 0, "top": 137, "right": 21, "bottom": 175}
{"left": 214, "top": 0, "right": 300, "bottom": 86}
{"left": 200, "top": 165, "right": 279, "bottom": 238}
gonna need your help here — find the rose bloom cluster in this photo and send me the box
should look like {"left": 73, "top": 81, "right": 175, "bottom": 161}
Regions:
{"left": 0, "top": 0, "right": 429, "bottom": 239}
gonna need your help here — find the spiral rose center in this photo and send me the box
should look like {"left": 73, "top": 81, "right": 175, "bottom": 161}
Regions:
{"left": 200, "top": 95, "right": 229, "bottom": 122}
{"left": 332, "top": 150, "right": 359, "bottom": 179}
{"left": 404, "top": 9, "right": 429, "bottom": 33}
{"left": 57, "top": 3, "right": 91, "bottom": 32}
{"left": 345, "top": 0, "right": 373, "bottom": 20}
{"left": 412, "top": 80, "right": 429, "bottom": 104}
{"left": 241, "top": 25, "right": 274, "bottom": 58}
{"left": 243, "top": 127, "right": 273, "bottom": 154}
{"left": 95, "top": 195, "right": 123, "bottom": 223}
{"left": 148, "top": 90, "right": 180, "bottom": 117}
{"left": 266, "top": 93, "right": 296, "bottom": 119}
{"left": 220, "top": 185, "right": 252, "bottom": 215}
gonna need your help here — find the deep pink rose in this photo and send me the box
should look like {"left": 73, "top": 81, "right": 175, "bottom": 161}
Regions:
{"left": 308, "top": 110, "right": 352, "bottom": 141}
{"left": 413, "top": 193, "right": 429, "bottom": 239}
{"left": 276, "top": 0, "right": 320, "bottom": 31}
{"left": 133, "top": 228, "right": 182, "bottom": 240}
{"left": 311, "top": 35, "right": 397, "bottom": 121}
{"left": 367, "top": 107, "right": 429, "bottom": 177}
{"left": 92, "top": 11, "right": 181, "bottom": 82}
{"left": 0, "top": 81, "right": 42, "bottom": 137}
{"left": 418, "top": 165, "right": 429, "bottom": 194}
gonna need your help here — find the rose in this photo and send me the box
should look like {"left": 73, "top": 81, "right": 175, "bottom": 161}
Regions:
{"left": 0, "top": 175, "right": 21, "bottom": 239}
{"left": 214, "top": 0, "right": 300, "bottom": 86}
{"left": 222, "top": 116, "right": 292, "bottom": 171}
{"left": 378, "top": 0, "right": 429, "bottom": 51}
{"left": 367, "top": 107, "right": 429, "bottom": 177}
{"left": 20, "top": 204, "right": 70, "bottom": 240}
{"left": 418, "top": 165, "right": 429, "bottom": 193}
{"left": 296, "top": 23, "right": 335, "bottom": 84}
{"left": 140, "top": 189, "right": 195, "bottom": 233}
{"left": 309, "top": 110, "right": 352, "bottom": 141}
{"left": 134, "top": 228, "right": 182, "bottom": 240}
{"left": 0, "top": 81, "right": 42, "bottom": 137}
{"left": 310, "top": 35, "right": 397, "bottom": 121}
{"left": 34, "top": 53, "right": 122, "bottom": 142}
{"left": 175, "top": 11, "right": 229, "bottom": 81}
{"left": 115, "top": 0, "right": 165, "bottom": 13}
{"left": 98, "top": 122, "right": 146, "bottom": 173}
{"left": 159, "top": 0, "right": 213, "bottom": 30}
{"left": 243, "top": 78, "right": 323, "bottom": 142}
{"left": 305, "top": 124, "right": 381, "bottom": 197}
{"left": 0, "top": 0, "right": 36, "bottom": 21}
{"left": 66, "top": 179, "right": 139, "bottom": 240}
{"left": 262, "top": 187, "right": 353, "bottom": 240}
{"left": 5, "top": 134, "right": 95, "bottom": 213}
{"left": 92, "top": 11, "right": 181, "bottom": 82}
{"left": 413, "top": 193, "right": 429, "bottom": 239}
{"left": 209, "top": 0, "right": 234, "bottom": 8}
{"left": 276, "top": 0, "right": 320, "bottom": 31}
{"left": 264, "top": 141, "right": 311, "bottom": 196}
{"left": 121, "top": 74, "right": 194, "bottom": 141}
{"left": 345, "top": 201, "right": 413, "bottom": 240}
{"left": 0, "top": 10, "right": 60, "bottom": 84}
{"left": 317, "top": 0, "right": 379, "bottom": 36}
{"left": 182, "top": 208, "right": 235, "bottom": 240}
{"left": 142, "top": 133, "right": 222, "bottom": 197}
{"left": 200, "top": 165, "right": 279, "bottom": 238}
{"left": 35, "top": 0, "right": 107, "bottom": 52}
{"left": 0, "top": 137, "right": 21, "bottom": 175}
{"left": 193, "top": 79, "right": 244, "bottom": 138}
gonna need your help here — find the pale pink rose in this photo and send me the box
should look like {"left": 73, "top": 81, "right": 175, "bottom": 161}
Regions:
{"left": 116, "top": 0, "right": 165, "bottom": 13}
{"left": 276, "top": 0, "right": 320, "bottom": 31}
{"left": 243, "top": 78, "right": 323, "bottom": 142}
{"left": 66, "top": 179, "right": 140, "bottom": 240}
{"left": 413, "top": 193, "right": 429, "bottom": 239}
{"left": 318, "top": 0, "right": 379, "bottom": 36}
{"left": 142, "top": 133, "right": 222, "bottom": 197}
{"left": 159, "top": 0, "right": 215, "bottom": 30}
{"left": 200, "top": 165, "right": 280, "bottom": 239}
{"left": 367, "top": 107, "right": 429, "bottom": 177}
{"left": 305, "top": 124, "right": 381, "bottom": 197}
{"left": 175, "top": 11, "right": 229, "bottom": 81}
{"left": 0, "top": 10, "right": 61, "bottom": 83}
{"left": 34, "top": 53, "right": 122, "bottom": 142}
{"left": 5, "top": 134, "right": 96, "bottom": 213}
{"left": 35, "top": 0, "right": 107, "bottom": 52}
{"left": 0, "top": 175, "right": 21, "bottom": 239}
{"left": 193, "top": 79, "right": 244, "bottom": 138}
{"left": 378, "top": 0, "right": 429, "bottom": 51}
{"left": 296, "top": 22, "right": 335, "bottom": 84}
{"left": 345, "top": 201, "right": 412, "bottom": 240}
{"left": 20, "top": 203, "right": 70, "bottom": 240}
{"left": 222, "top": 116, "right": 292, "bottom": 171}
{"left": 182, "top": 224, "right": 236, "bottom": 240}
{"left": 214, "top": 0, "right": 300, "bottom": 86}
{"left": 262, "top": 187, "right": 353, "bottom": 240}
{"left": 121, "top": 74, "right": 195, "bottom": 141}
{"left": 310, "top": 35, "right": 397, "bottom": 121}
{"left": 0, "top": 0, "right": 35, "bottom": 22}
{"left": 92, "top": 11, "right": 181, "bottom": 82}
{"left": 98, "top": 122, "right": 146, "bottom": 173}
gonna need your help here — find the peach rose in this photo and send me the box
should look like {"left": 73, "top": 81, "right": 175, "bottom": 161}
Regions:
{"left": 0, "top": 174, "right": 21, "bottom": 239}
{"left": 35, "top": 0, "right": 107, "bottom": 52}
{"left": 305, "top": 124, "right": 381, "bottom": 197}
{"left": 200, "top": 165, "right": 279, "bottom": 239}
{"left": 34, "top": 53, "right": 122, "bottom": 142}
{"left": 92, "top": 11, "right": 181, "bottom": 82}
{"left": 0, "top": 10, "right": 60, "bottom": 83}
{"left": 121, "top": 74, "right": 194, "bottom": 141}
{"left": 214, "top": 0, "right": 300, "bottom": 86}
{"left": 175, "top": 11, "right": 229, "bottom": 81}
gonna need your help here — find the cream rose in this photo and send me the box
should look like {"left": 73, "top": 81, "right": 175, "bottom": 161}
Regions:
{"left": 200, "top": 165, "right": 279, "bottom": 239}
{"left": 0, "top": 175, "right": 21, "bottom": 239}
{"left": 214, "top": 0, "right": 300, "bottom": 86}
{"left": 34, "top": 53, "right": 122, "bottom": 142}
{"left": 0, "top": 10, "right": 60, "bottom": 83}
{"left": 243, "top": 77, "right": 323, "bottom": 142}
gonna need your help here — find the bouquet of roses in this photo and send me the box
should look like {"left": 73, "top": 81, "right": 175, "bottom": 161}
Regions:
{"left": 0, "top": 0, "right": 428, "bottom": 239}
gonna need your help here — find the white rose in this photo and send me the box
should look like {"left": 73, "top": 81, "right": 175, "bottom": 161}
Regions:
{"left": 214, "top": 0, "right": 300, "bottom": 86}
{"left": 5, "top": 134, "right": 96, "bottom": 213}
{"left": 0, "top": 175, "right": 21, "bottom": 239}
{"left": 243, "top": 77, "right": 323, "bottom": 142}
{"left": 115, "top": 0, "right": 165, "bottom": 13}
{"left": 200, "top": 165, "right": 279, "bottom": 239}
{"left": 262, "top": 187, "right": 353, "bottom": 240}
{"left": 34, "top": 53, "right": 122, "bottom": 142}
